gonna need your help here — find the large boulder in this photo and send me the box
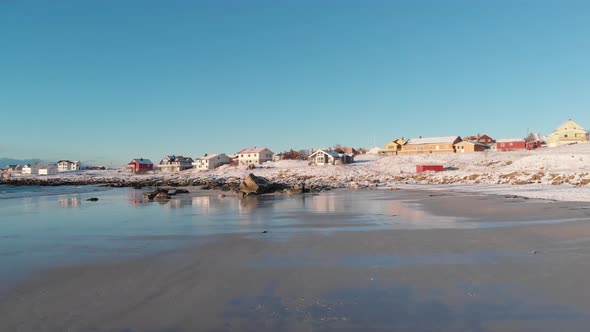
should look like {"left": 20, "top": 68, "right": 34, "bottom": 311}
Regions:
{"left": 239, "top": 173, "right": 287, "bottom": 195}
{"left": 143, "top": 188, "right": 171, "bottom": 200}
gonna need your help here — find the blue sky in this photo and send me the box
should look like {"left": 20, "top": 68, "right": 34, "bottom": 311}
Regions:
{"left": 1, "top": 0, "right": 589, "bottom": 165}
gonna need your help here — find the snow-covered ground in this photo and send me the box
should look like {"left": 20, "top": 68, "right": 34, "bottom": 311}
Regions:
{"left": 5, "top": 143, "right": 590, "bottom": 202}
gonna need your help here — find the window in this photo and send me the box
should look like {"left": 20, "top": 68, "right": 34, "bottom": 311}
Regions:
{"left": 501, "top": 143, "right": 505, "bottom": 147}
{"left": 564, "top": 134, "right": 568, "bottom": 138}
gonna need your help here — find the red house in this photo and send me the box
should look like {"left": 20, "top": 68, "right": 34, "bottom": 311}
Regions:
{"left": 126, "top": 158, "right": 154, "bottom": 173}
{"left": 496, "top": 138, "right": 526, "bottom": 152}
{"left": 465, "top": 134, "right": 495, "bottom": 145}
{"left": 525, "top": 133, "right": 544, "bottom": 150}
{"left": 416, "top": 164, "right": 444, "bottom": 173}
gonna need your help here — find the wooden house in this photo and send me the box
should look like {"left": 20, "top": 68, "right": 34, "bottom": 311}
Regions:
{"left": 193, "top": 153, "right": 231, "bottom": 171}
{"left": 525, "top": 133, "right": 544, "bottom": 150}
{"left": 464, "top": 134, "right": 495, "bottom": 145}
{"left": 156, "top": 155, "right": 194, "bottom": 173}
{"left": 496, "top": 138, "right": 526, "bottom": 152}
{"left": 381, "top": 138, "right": 406, "bottom": 155}
{"left": 454, "top": 140, "right": 487, "bottom": 153}
{"left": 126, "top": 158, "right": 154, "bottom": 173}
{"left": 546, "top": 119, "right": 589, "bottom": 147}
{"left": 237, "top": 147, "right": 274, "bottom": 166}
{"left": 400, "top": 136, "right": 462, "bottom": 154}
{"left": 308, "top": 149, "right": 354, "bottom": 166}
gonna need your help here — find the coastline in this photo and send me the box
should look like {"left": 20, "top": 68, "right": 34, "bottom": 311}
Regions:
{"left": 3, "top": 142, "right": 590, "bottom": 201}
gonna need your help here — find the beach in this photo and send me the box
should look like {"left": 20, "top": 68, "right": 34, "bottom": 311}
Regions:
{"left": 2, "top": 187, "right": 590, "bottom": 331}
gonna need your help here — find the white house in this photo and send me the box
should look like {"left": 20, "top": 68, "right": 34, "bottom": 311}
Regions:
{"left": 193, "top": 153, "right": 231, "bottom": 171}
{"left": 57, "top": 160, "right": 80, "bottom": 172}
{"left": 308, "top": 149, "right": 354, "bottom": 166}
{"left": 22, "top": 163, "right": 39, "bottom": 175}
{"left": 156, "top": 155, "right": 194, "bottom": 173}
{"left": 38, "top": 164, "right": 58, "bottom": 176}
{"left": 237, "top": 147, "right": 274, "bottom": 166}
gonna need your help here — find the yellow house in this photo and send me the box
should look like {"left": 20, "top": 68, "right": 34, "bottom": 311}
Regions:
{"left": 381, "top": 138, "right": 406, "bottom": 155}
{"left": 400, "top": 136, "right": 462, "bottom": 154}
{"left": 546, "top": 119, "right": 589, "bottom": 147}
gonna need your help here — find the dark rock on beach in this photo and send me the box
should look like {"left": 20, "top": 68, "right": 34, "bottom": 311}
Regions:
{"left": 239, "top": 173, "right": 289, "bottom": 196}
{"left": 143, "top": 188, "right": 172, "bottom": 201}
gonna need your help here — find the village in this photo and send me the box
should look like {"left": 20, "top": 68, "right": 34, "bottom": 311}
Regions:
{"left": 3, "top": 119, "right": 589, "bottom": 178}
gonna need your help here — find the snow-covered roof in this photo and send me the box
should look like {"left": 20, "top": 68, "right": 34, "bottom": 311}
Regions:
{"left": 406, "top": 136, "right": 461, "bottom": 145}
{"left": 197, "top": 153, "right": 227, "bottom": 160}
{"left": 131, "top": 159, "right": 153, "bottom": 165}
{"left": 310, "top": 149, "right": 341, "bottom": 158}
{"left": 238, "top": 147, "right": 272, "bottom": 154}
{"left": 497, "top": 138, "right": 525, "bottom": 143}
{"left": 458, "top": 140, "right": 488, "bottom": 147}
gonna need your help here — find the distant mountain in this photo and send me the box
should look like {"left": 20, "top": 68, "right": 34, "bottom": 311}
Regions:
{"left": 0, "top": 158, "right": 46, "bottom": 169}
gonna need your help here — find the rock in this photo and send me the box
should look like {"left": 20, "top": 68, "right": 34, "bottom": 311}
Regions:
{"left": 261, "top": 230, "right": 269, "bottom": 234}
{"left": 240, "top": 173, "right": 274, "bottom": 195}
{"left": 86, "top": 197, "right": 99, "bottom": 201}
{"left": 284, "top": 188, "right": 303, "bottom": 195}
{"left": 217, "top": 193, "right": 226, "bottom": 198}
{"left": 247, "top": 164, "right": 256, "bottom": 170}
{"left": 143, "top": 188, "right": 171, "bottom": 200}
{"left": 154, "top": 191, "right": 171, "bottom": 200}
{"left": 174, "top": 189, "right": 190, "bottom": 194}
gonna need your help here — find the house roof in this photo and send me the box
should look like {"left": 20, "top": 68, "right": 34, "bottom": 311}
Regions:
{"left": 457, "top": 140, "right": 487, "bottom": 147}
{"left": 238, "top": 147, "right": 272, "bottom": 154}
{"left": 553, "top": 119, "right": 588, "bottom": 133}
{"left": 197, "top": 153, "right": 228, "bottom": 160}
{"left": 497, "top": 138, "right": 525, "bottom": 143}
{"left": 310, "top": 149, "right": 341, "bottom": 158}
{"left": 406, "top": 136, "right": 461, "bottom": 145}
{"left": 131, "top": 158, "right": 153, "bottom": 165}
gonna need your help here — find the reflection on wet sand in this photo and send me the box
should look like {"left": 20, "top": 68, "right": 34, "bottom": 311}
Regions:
{"left": 224, "top": 285, "right": 588, "bottom": 331}
{"left": 58, "top": 197, "right": 80, "bottom": 208}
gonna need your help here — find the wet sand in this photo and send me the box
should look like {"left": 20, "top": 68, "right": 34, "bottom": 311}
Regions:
{"left": 2, "top": 189, "right": 590, "bottom": 331}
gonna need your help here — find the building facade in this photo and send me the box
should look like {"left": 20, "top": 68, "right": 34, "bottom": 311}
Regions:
{"left": 126, "top": 158, "right": 154, "bottom": 173}
{"left": 22, "top": 163, "right": 39, "bottom": 175}
{"left": 496, "top": 138, "right": 526, "bottom": 151}
{"left": 546, "top": 119, "right": 589, "bottom": 147}
{"left": 308, "top": 149, "right": 354, "bottom": 165}
{"left": 156, "top": 155, "right": 194, "bottom": 173}
{"left": 57, "top": 160, "right": 80, "bottom": 172}
{"left": 454, "top": 141, "right": 487, "bottom": 153}
{"left": 193, "top": 153, "right": 231, "bottom": 171}
{"left": 38, "top": 164, "right": 58, "bottom": 175}
{"left": 381, "top": 138, "right": 406, "bottom": 155}
{"left": 400, "top": 136, "right": 462, "bottom": 154}
{"left": 237, "top": 147, "right": 274, "bottom": 166}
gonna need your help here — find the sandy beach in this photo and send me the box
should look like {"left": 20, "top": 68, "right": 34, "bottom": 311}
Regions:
{"left": 2, "top": 188, "right": 590, "bottom": 331}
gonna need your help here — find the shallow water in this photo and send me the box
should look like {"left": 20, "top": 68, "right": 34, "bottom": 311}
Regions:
{"left": 2, "top": 185, "right": 590, "bottom": 331}
{"left": 0, "top": 185, "right": 573, "bottom": 288}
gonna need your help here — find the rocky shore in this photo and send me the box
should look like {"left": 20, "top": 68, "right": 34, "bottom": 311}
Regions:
{"left": 3, "top": 143, "right": 590, "bottom": 200}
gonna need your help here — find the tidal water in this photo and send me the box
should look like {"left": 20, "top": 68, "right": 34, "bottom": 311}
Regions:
{"left": 0, "top": 185, "right": 562, "bottom": 289}
{"left": 2, "top": 185, "right": 590, "bottom": 331}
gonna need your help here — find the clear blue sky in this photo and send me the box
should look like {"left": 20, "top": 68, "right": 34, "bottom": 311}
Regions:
{"left": 1, "top": 0, "right": 589, "bottom": 165}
